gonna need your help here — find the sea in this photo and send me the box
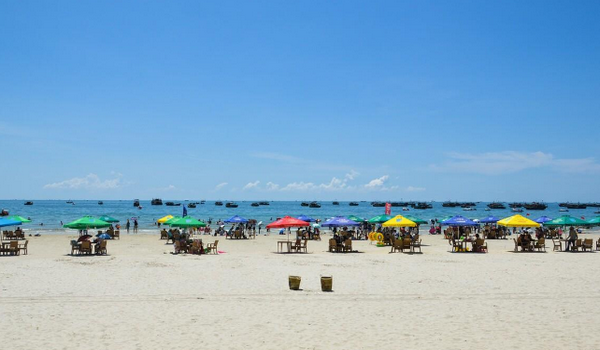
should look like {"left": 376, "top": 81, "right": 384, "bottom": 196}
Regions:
{"left": 2, "top": 200, "right": 599, "bottom": 234}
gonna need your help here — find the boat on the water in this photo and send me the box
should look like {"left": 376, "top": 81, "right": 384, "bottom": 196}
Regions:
{"left": 463, "top": 207, "right": 477, "bottom": 211}
{"left": 24, "top": 201, "right": 33, "bottom": 205}
{"left": 559, "top": 208, "right": 569, "bottom": 212}
{"left": 187, "top": 203, "right": 196, "bottom": 208}
{"left": 258, "top": 201, "right": 269, "bottom": 206}
{"left": 349, "top": 202, "right": 359, "bottom": 206}
{"left": 309, "top": 201, "right": 321, "bottom": 208}
{"left": 133, "top": 199, "right": 140, "bottom": 207}
{"left": 165, "top": 202, "right": 181, "bottom": 206}
{"left": 226, "top": 202, "right": 238, "bottom": 208}
{"left": 151, "top": 198, "right": 163, "bottom": 205}
{"left": 371, "top": 202, "right": 386, "bottom": 207}
{"left": 215, "top": 201, "right": 223, "bottom": 206}
{"left": 301, "top": 202, "right": 310, "bottom": 207}
{"left": 1, "top": 209, "right": 9, "bottom": 216}
{"left": 509, "top": 202, "right": 524, "bottom": 208}
{"left": 512, "top": 207, "right": 523, "bottom": 212}
{"left": 413, "top": 202, "right": 432, "bottom": 209}
{"left": 251, "top": 202, "right": 260, "bottom": 207}
{"left": 332, "top": 201, "right": 339, "bottom": 205}
{"left": 98, "top": 201, "right": 103, "bottom": 205}
{"left": 487, "top": 202, "right": 506, "bottom": 209}
{"left": 523, "top": 202, "right": 547, "bottom": 210}
{"left": 442, "top": 201, "right": 460, "bottom": 207}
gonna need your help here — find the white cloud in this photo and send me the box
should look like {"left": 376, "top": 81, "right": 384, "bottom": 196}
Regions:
{"left": 345, "top": 170, "right": 359, "bottom": 180}
{"left": 364, "top": 175, "right": 389, "bottom": 188}
{"left": 406, "top": 186, "right": 426, "bottom": 192}
{"left": 243, "top": 181, "right": 260, "bottom": 190}
{"left": 214, "top": 182, "right": 228, "bottom": 190}
{"left": 44, "top": 173, "right": 122, "bottom": 190}
{"left": 431, "top": 151, "right": 600, "bottom": 175}
{"left": 265, "top": 182, "right": 280, "bottom": 191}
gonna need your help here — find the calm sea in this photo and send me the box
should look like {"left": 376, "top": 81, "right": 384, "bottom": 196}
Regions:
{"left": 1, "top": 200, "right": 597, "bottom": 233}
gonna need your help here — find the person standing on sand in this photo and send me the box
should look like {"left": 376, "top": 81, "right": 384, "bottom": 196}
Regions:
{"left": 126, "top": 219, "right": 130, "bottom": 233}
{"left": 133, "top": 219, "right": 138, "bottom": 233}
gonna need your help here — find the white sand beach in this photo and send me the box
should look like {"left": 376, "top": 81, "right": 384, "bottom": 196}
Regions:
{"left": 2, "top": 231, "right": 600, "bottom": 350}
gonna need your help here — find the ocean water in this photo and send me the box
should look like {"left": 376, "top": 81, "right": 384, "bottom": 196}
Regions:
{"left": 1, "top": 200, "right": 598, "bottom": 233}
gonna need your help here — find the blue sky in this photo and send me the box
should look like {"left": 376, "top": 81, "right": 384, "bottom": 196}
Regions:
{"left": 1, "top": 1, "right": 599, "bottom": 201}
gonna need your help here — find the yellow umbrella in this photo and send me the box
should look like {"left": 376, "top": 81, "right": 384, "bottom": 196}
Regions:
{"left": 157, "top": 215, "right": 174, "bottom": 224}
{"left": 382, "top": 215, "right": 417, "bottom": 227}
{"left": 497, "top": 214, "right": 540, "bottom": 228}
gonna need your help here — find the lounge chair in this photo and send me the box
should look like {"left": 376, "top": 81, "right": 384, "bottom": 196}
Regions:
{"left": 206, "top": 240, "right": 219, "bottom": 254}
{"left": 95, "top": 240, "right": 107, "bottom": 255}
{"left": 18, "top": 240, "right": 28, "bottom": 255}
{"left": 290, "top": 239, "right": 301, "bottom": 253}
{"left": 412, "top": 239, "right": 422, "bottom": 253}
{"left": 298, "top": 239, "right": 308, "bottom": 253}
{"left": 572, "top": 239, "right": 582, "bottom": 252}
{"left": 174, "top": 241, "right": 187, "bottom": 254}
{"left": 474, "top": 238, "right": 487, "bottom": 253}
{"left": 1, "top": 241, "right": 19, "bottom": 256}
{"left": 391, "top": 239, "right": 402, "bottom": 253}
{"left": 400, "top": 238, "right": 412, "bottom": 253}
{"left": 328, "top": 239, "right": 337, "bottom": 253}
{"left": 596, "top": 238, "right": 600, "bottom": 251}
{"left": 343, "top": 239, "right": 353, "bottom": 253}
{"left": 582, "top": 238, "right": 593, "bottom": 252}
{"left": 80, "top": 241, "right": 92, "bottom": 255}
{"left": 534, "top": 238, "right": 546, "bottom": 252}
{"left": 113, "top": 230, "right": 120, "bottom": 240}
{"left": 552, "top": 239, "right": 562, "bottom": 251}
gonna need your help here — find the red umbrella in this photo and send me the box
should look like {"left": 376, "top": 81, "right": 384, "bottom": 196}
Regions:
{"left": 267, "top": 216, "right": 309, "bottom": 229}
{"left": 267, "top": 216, "right": 309, "bottom": 242}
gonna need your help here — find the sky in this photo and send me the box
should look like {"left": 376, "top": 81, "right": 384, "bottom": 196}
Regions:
{"left": 1, "top": 0, "right": 599, "bottom": 201}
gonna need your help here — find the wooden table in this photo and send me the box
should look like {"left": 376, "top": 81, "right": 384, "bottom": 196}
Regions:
{"left": 277, "top": 240, "right": 292, "bottom": 253}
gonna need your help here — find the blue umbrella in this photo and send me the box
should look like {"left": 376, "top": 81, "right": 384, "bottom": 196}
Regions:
{"left": 479, "top": 216, "right": 500, "bottom": 224}
{"left": 98, "top": 233, "right": 112, "bottom": 239}
{"left": 321, "top": 216, "right": 359, "bottom": 227}
{"left": 0, "top": 218, "right": 22, "bottom": 227}
{"left": 534, "top": 216, "right": 553, "bottom": 224}
{"left": 296, "top": 215, "right": 315, "bottom": 222}
{"left": 224, "top": 215, "right": 248, "bottom": 223}
{"left": 442, "top": 215, "right": 479, "bottom": 226}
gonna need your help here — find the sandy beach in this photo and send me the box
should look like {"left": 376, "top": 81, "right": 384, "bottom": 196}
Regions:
{"left": 2, "top": 231, "right": 600, "bottom": 350}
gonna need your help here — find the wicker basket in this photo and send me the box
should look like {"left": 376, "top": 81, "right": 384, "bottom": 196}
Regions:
{"left": 320, "top": 276, "right": 333, "bottom": 292}
{"left": 288, "top": 276, "right": 301, "bottom": 290}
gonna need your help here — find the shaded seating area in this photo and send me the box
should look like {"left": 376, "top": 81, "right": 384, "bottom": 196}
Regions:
{"left": 449, "top": 236, "right": 487, "bottom": 253}
{"left": 0, "top": 241, "right": 20, "bottom": 256}
{"left": 70, "top": 238, "right": 108, "bottom": 256}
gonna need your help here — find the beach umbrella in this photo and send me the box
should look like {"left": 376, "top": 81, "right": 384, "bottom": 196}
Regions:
{"left": 7, "top": 215, "right": 31, "bottom": 223}
{"left": 98, "top": 215, "right": 119, "bottom": 223}
{"left": 586, "top": 216, "right": 600, "bottom": 226}
{"left": 63, "top": 216, "right": 111, "bottom": 229}
{"left": 497, "top": 215, "right": 540, "bottom": 228}
{"left": 367, "top": 214, "right": 393, "bottom": 224}
{"left": 543, "top": 215, "right": 588, "bottom": 227}
{"left": 157, "top": 215, "right": 174, "bottom": 224}
{"left": 224, "top": 215, "right": 249, "bottom": 223}
{"left": 98, "top": 233, "right": 112, "bottom": 239}
{"left": 162, "top": 216, "right": 182, "bottom": 225}
{"left": 402, "top": 215, "right": 427, "bottom": 225}
{"left": 347, "top": 215, "right": 365, "bottom": 222}
{"left": 534, "top": 216, "right": 553, "bottom": 224}
{"left": 479, "top": 216, "right": 500, "bottom": 224}
{"left": 266, "top": 216, "right": 310, "bottom": 229}
{"left": 296, "top": 215, "right": 316, "bottom": 222}
{"left": 167, "top": 217, "right": 207, "bottom": 228}
{"left": 442, "top": 215, "right": 479, "bottom": 226}
{"left": 321, "top": 216, "right": 359, "bottom": 227}
{"left": 382, "top": 215, "right": 417, "bottom": 228}
{"left": 0, "top": 218, "right": 23, "bottom": 227}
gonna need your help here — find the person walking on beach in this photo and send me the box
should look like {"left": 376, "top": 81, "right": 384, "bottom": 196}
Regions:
{"left": 126, "top": 219, "right": 130, "bottom": 233}
{"left": 565, "top": 227, "right": 578, "bottom": 251}
{"left": 133, "top": 219, "right": 138, "bottom": 233}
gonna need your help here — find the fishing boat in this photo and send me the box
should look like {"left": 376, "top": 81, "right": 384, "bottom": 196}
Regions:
{"left": 98, "top": 201, "right": 103, "bottom": 205}
{"left": 332, "top": 201, "right": 339, "bottom": 205}
{"left": 66, "top": 200, "right": 74, "bottom": 204}
{"left": 308, "top": 201, "right": 321, "bottom": 208}
{"left": 187, "top": 203, "right": 196, "bottom": 208}
{"left": 225, "top": 202, "right": 238, "bottom": 208}
{"left": 133, "top": 199, "right": 140, "bottom": 207}
{"left": 165, "top": 202, "right": 181, "bottom": 206}
{"left": 1, "top": 209, "right": 9, "bottom": 216}
{"left": 512, "top": 207, "right": 523, "bottom": 212}
{"left": 258, "top": 201, "right": 269, "bottom": 205}
{"left": 559, "top": 208, "right": 569, "bottom": 212}
{"left": 413, "top": 202, "right": 432, "bottom": 209}
{"left": 523, "top": 202, "right": 547, "bottom": 210}
{"left": 402, "top": 207, "right": 410, "bottom": 211}
{"left": 487, "top": 202, "right": 506, "bottom": 209}
{"left": 442, "top": 201, "right": 460, "bottom": 207}
{"left": 151, "top": 198, "right": 163, "bottom": 205}
{"left": 301, "top": 202, "right": 310, "bottom": 207}
{"left": 251, "top": 202, "right": 260, "bottom": 207}
{"left": 463, "top": 207, "right": 477, "bottom": 211}
{"left": 349, "top": 202, "right": 359, "bottom": 206}
{"left": 24, "top": 201, "right": 33, "bottom": 205}
{"left": 371, "top": 202, "right": 386, "bottom": 207}
{"left": 215, "top": 201, "right": 223, "bottom": 206}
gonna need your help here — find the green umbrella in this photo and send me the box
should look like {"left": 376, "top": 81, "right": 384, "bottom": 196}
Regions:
{"left": 544, "top": 215, "right": 588, "bottom": 227}
{"left": 367, "top": 214, "right": 393, "bottom": 224}
{"left": 403, "top": 215, "right": 427, "bottom": 225}
{"left": 64, "top": 216, "right": 111, "bottom": 229}
{"left": 162, "top": 216, "right": 182, "bottom": 226}
{"left": 168, "top": 217, "right": 207, "bottom": 228}
{"left": 586, "top": 216, "right": 600, "bottom": 226}
{"left": 347, "top": 215, "right": 365, "bottom": 222}
{"left": 98, "top": 215, "right": 119, "bottom": 223}
{"left": 8, "top": 215, "right": 32, "bottom": 223}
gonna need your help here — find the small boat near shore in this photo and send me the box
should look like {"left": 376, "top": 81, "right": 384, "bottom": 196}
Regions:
{"left": 349, "top": 202, "right": 359, "bottom": 206}
{"left": 226, "top": 202, "right": 238, "bottom": 208}
{"left": 151, "top": 198, "right": 163, "bottom": 205}
{"left": 24, "top": 201, "right": 33, "bottom": 205}
{"left": 308, "top": 201, "right": 321, "bottom": 208}
{"left": 187, "top": 203, "right": 196, "bottom": 208}
{"left": 215, "top": 201, "right": 223, "bottom": 206}
{"left": 1, "top": 209, "right": 9, "bottom": 216}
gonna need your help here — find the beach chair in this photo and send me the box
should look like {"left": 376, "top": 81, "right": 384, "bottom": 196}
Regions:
{"left": 290, "top": 239, "right": 301, "bottom": 253}
{"left": 80, "top": 241, "right": 92, "bottom": 255}
{"left": 298, "top": 239, "right": 308, "bottom": 253}
{"left": 328, "top": 239, "right": 337, "bottom": 252}
{"left": 534, "top": 238, "right": 546, "bottom": 252}
{"left": 113, "top": 230, "right": 120, "bottom": 240}
{"left": 160, "top": 230, "right": 168, "bottom": 240}
{"left": 6, "top": 241, "right": 19, "bottom": 255}
{"left": 475, "top": 238, "right": 487, "bottom": 253}
{"left": 95, "top": 240, "right": 107, "bottom": 255}
{"left": 70, "top": 241, "right": 80, "bottom": 255}
{"left": 572, "top": 239, "right": 582, "bottom": 252}
{"left": 552, "top": 239, "right": 562, "bottom": 251}
{"left": 449, "top": 239, "right": 461, "bottom": 252}
{"left": 596, "top": 238, "right": 600, "bottom": 251}
{"left": 412, "top": 239, "right": 422, "bottom": 253}
{"left": 343, "top": 239, "right": 353, "bottom": 253}
{"left": 401, "top": 238, "right": 412, "bottom": 253}
{"left": 313, "top": 231, "right": 321, "bottom": 241}
{"left": 18, "top": 240, "right": 28, "bottom": 255}
{"left": 206, "top": 240, "right": 219, "bottom": 254}
{"left": 582, "top": 239, "right": 593, "bottom": 252}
